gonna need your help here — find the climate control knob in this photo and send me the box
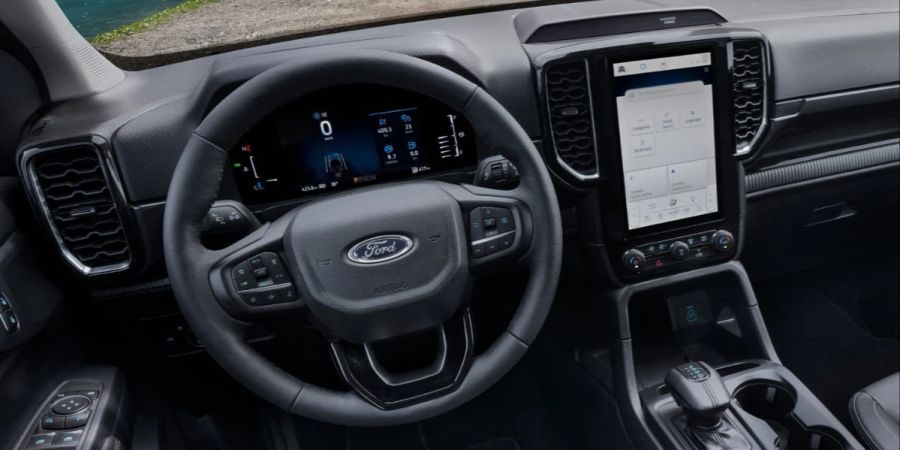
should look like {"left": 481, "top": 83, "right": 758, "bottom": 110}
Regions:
{"left": 712, "top": 230, "right": 735, "bottom": 253}
{"left": 670, "top": 241, "right": 690, "bottom": 260}
{"left": 621, "top": 249, "right": 646, "bottom": 273}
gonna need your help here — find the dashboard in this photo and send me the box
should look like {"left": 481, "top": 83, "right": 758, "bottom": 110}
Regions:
{"left": 228, "top": 86, "right": 476, "bottom": 205}
{"left": 10, "top": 0, "right": 900, "bottom": 286}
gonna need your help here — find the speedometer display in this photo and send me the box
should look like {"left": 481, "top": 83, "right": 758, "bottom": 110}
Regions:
{"left": 229, "top": 85, "right": 476, "bottom": 205}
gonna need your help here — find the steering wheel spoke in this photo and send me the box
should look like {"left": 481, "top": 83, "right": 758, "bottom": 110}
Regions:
{"left": 330, "top": 309, "right": 475, "bottom": 409}
{"left": 208, "top": 216, "right": 307, "bottom": 317}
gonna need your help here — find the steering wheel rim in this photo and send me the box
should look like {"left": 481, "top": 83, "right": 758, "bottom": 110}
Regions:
{"left": 163, "top": 50, "right": 562, "bottom": 426}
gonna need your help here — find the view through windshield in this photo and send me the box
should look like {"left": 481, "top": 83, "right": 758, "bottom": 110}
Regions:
{"left": 57, "top": 0, "right": 538, "bottom": 60}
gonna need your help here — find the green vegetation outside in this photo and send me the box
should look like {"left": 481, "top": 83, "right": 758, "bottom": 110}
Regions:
{"left": 90, "top": 0, "right": 218, "bottom": 45}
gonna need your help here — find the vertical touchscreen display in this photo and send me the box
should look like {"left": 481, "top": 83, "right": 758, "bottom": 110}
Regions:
{"left": 613, "top": 52, "right": 719, "bottom": 230}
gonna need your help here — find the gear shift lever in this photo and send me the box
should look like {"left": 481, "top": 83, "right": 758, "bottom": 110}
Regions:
{"left": 665, "top": 361, "right": 751, "bottom": 450}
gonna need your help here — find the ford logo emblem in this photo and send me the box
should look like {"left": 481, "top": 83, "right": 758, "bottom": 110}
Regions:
{"left": 347, "top": 235, "right": 414, "bottom": 264}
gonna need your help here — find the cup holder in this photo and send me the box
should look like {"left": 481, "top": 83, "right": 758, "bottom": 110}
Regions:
{"left": 733, "top": 382, "right": 845, "bottom": 450}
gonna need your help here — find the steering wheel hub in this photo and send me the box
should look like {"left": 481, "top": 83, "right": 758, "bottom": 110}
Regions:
{"left": 284, "top": 183, "right": 469, "bottom": 343}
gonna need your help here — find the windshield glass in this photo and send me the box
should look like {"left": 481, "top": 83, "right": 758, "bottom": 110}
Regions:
{"left": 57, "top": 0, "right": 539, "bottom": 64}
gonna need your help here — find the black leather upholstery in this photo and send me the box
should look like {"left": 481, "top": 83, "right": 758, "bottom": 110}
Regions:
{"left": 850, "top": 373, "right": 899, "bottom": 450}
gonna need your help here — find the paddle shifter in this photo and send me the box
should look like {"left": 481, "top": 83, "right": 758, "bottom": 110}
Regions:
{"left": 665, "top": 361, "right": 751, "bottom": 450}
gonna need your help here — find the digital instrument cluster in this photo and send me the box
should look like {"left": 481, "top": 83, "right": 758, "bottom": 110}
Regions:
{"left": 229, "top": 85, "right": 476, "bottom": 205}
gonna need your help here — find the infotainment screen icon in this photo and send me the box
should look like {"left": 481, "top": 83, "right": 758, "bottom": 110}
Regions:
{"left": 612, "top": 52, "right": 719, "bottom": 230}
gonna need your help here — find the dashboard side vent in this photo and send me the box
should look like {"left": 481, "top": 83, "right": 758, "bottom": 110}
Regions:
{"left": 732, "top": 40, "right": 767, "bottom": 155}
{"left": 544, "top": 59, "right": 599, "bottom": 180}
{"left": 29, "top": 145, "right": 131, "bottom": 275}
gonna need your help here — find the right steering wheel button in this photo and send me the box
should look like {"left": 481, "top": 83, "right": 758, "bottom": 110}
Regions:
{"left": 498, "top": 233, "right": 515, "bottom": 250}
{"left": 496, "top": 208, "right": 514, "bottom": 233}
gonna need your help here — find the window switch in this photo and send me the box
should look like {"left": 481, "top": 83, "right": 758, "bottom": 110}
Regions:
{"left": 26, "top": 433, "right": 54, "bottom": 448}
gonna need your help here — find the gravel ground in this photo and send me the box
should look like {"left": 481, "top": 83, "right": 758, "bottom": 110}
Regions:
{"left": 95, "top": 0, "right": 534, "bottom": 57}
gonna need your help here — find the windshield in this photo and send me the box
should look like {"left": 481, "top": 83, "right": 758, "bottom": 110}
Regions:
{"left": 57, "top": 0, "right": 540, "bottom": 65}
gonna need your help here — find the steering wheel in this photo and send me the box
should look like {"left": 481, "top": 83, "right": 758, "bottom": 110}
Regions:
{"left": 163, "top": 50, "right": 562, "bottom": 426}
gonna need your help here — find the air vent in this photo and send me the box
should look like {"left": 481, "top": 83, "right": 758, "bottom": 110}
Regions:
{"left": 545, "top": 59, "right": 599, "bottom": 180}
{"left": 29, "top": 145, "right": 131, "bottom": 275}
{"left": 732, "top": 40, "right": 767, "bottom": 155}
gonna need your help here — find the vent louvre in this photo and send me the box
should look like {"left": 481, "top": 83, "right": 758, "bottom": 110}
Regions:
{"left": 545, "top": 59, "right": 599, "bottom": 179}
{"left": 31, "top": 145, "right": 131, "bottom": 273}
{"left": 732, "top": 40, "right": 766, "bottom": 153}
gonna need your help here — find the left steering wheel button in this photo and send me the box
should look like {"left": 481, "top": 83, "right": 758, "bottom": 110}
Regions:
{"left": 232, "top": 262, "right": 257, "bottom": 291}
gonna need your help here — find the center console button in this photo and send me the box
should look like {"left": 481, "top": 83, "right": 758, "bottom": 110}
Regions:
{"left": 711, "top": 230, "right": 735, "bottom": 252}
{"left": 670, "top": 241, "right": 690, "bottom": 260}
{"left": 622, "top": 249, "right": 646, "bottom": 273}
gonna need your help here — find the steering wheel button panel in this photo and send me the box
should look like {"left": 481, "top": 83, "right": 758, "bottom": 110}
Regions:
{"left": 468, "top": 206, "right": 518, "bottom": 259}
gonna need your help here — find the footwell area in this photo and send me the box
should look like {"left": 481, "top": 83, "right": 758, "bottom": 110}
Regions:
{"left": 283, "top": 293, "right": 635, "bottom": 450}
{"left": 754, "top": 254, "right": 900, "bottom": 428}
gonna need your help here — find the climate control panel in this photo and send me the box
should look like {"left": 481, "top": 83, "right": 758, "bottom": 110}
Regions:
{"left": 621, "top": 229, "right": 735, "bottom": 277}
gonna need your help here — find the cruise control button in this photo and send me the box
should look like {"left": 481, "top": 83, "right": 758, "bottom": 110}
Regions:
{"left": 65, "top": 410, "right": 91, "bottom": 428}
{"left": 249, "top": 255, "right": 265, "bottom": 269}
{"left": 261, "top": 290, "right": 282, "bottom": 305}
{"left": 262, "top": 252, "right": 286, "bottom": 271}
{"left": 482, "top": 217, "right": 497, "bottom": 229}
{"left": 232, "top": 262, "right": 257, "bottom": 291}
{"left": 41, "top": 415, "right": 65, "bottom": 430}
{"left": 278, "top": 286, "right": 298, "bottom": 302}
{"left": 498, "top": 233, "right": 515, "bottom": 250}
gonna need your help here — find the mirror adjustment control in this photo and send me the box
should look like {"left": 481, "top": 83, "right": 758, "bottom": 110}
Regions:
{"left": 51, "top": 395, "right": 90, "bottom": 415}
{"left": 622, "top": 249, "right": 646, "bottom": 273}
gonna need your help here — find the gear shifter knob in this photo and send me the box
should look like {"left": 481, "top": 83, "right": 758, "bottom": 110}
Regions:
{"left": 665, "top": 361, "right": 731, "bottom": 429}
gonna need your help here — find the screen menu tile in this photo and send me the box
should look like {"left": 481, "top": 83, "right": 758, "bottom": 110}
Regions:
{"left": 613, "top": 52, "right": 719, "bottom": 230}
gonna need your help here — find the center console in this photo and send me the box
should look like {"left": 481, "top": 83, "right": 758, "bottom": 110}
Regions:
{"left": 530, "top": 20, "right": 863, "bottom": 450}
{"left": 535, "top": 31, "right": 759, "bottom": 283}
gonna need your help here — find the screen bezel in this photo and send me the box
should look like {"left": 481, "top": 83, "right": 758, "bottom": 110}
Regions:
{"left": 593, "top": 41, "right": 739, "bottom": 244}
